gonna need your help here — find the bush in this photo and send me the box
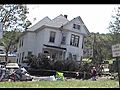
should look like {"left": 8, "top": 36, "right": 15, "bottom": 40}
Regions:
{"left": 26, "top": 53, "right": 80, "bottom": 72}
{"left": 64, "top": 60, "right": 79, "bottom": 71}
{"left": 26, "top": 54, "right": 53, "bottom": 69}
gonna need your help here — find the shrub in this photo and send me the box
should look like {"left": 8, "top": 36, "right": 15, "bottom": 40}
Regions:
{"left": 26, "top": 53, "right": 80, "bottom": 72}
{"left": 53, "top": 60, "right": 65, "bottom": 71}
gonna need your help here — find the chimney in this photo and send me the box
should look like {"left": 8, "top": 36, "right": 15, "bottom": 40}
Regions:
{"left": 64, "top": 15, "right": 68, "bottom": 19}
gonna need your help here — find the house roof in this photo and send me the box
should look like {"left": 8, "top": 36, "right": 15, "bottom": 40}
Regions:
{"left": 35, "top": 25, "right": 60, "bottom": 33}
{"left": 19, "top": 14, "right": 90, "bottom": 38}
{"left": 28, "top": 14, "right": 69, "bottom": 31}
{"left": 28, "top": 16, "right": 51, "bottom": 31}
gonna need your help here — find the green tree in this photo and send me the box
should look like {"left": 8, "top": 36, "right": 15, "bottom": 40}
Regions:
{"left": 108, "top": 7, "right": 120, "bottom": 44}
{"left": 84, "top": 33, "right": 113, "bottom": 66}
{"left": 0, "top": 4, "right": 31, "bottom": 63}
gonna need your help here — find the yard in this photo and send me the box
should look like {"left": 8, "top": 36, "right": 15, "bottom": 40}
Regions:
{"left": 0, "top": 79, "right": 118, "bottom": 88}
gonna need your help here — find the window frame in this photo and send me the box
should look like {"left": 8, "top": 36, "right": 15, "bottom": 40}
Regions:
{"left": 49, "top": 31, "right": 56, "bottom": 43}
{"left": 61, "top": 33, "right": 66, "bottom": 45}
{"left": 22, "top": 52, "right": 24, "bottom": 62}
{"left": 70, "top": 34, "right": 80, "bottom": 47}
{"left": 73, "top": 24, "right": 80, "bottom": 30}
{"left": 28, "top": 51, "right": 32, "bottom": 56}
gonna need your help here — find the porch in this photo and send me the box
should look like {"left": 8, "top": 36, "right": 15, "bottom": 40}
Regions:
{"left": 43, "top": 44, "right": 66, "bottom": 61}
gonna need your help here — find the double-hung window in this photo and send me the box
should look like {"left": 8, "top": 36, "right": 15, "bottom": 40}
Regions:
{"left": 70, "top": 34, "right": 79, "bottom": 47}
{"left": 49, "top": 31, "right": 56, "bottom": 43}
{"left": 73, "top": 24, "right": 80, "bottom": 30}
{"left": 61, "top": 33, "right": 66, "bottom": 45}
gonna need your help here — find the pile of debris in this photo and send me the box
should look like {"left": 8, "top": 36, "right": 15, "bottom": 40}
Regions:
{"left": 0, "top": 63, "right": 33, "bottom": 81}
{"left": 0, "top": 63, "right": 66, "bottom": 82}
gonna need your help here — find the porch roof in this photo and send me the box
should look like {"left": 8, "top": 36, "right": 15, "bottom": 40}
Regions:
{"left": 43, "top": 44, "right": 66, "bottom": 50}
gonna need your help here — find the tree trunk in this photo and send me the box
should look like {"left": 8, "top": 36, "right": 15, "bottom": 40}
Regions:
{"left": 5, "top": 51, "right": 9, "bottom": 65}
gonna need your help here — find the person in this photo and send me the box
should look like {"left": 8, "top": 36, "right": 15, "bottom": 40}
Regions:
{"left": 91, "top": 67, "right": 97, "bottom": 81}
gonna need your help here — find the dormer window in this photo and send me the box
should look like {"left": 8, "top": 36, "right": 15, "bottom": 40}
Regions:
{"left": 73, "top": 24, "right": 80, "bottom": 30}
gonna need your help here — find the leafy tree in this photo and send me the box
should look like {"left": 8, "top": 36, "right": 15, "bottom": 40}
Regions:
{"left": 108, "top": 7, "right": 120, "bottom": 44}
{"left": 84, "top": 33, "right": 113, "bottom": 66}
{"left": 107, "top": 7, "right": 120, "bottom": 74}
{"left": 0, "top": 4, "right": 31, "bottom": 31}
{"left": 0, "top": 4, "right": 31, "bottom": 63}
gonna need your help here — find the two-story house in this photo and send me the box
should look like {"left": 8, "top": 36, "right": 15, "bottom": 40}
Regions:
{"left": 17, "top": 14, "right": 90, "bottom": 66}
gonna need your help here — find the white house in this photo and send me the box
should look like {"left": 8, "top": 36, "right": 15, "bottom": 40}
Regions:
{"left": 17, "top": 14, "right": 90, "bottom": 65}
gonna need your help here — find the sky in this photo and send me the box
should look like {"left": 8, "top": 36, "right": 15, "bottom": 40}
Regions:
{"left": 26, "top": 4, "right": 120, "bottom": 34}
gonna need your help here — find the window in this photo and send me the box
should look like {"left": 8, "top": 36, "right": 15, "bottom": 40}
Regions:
{"left": 73, "top": 24, "right": 80, "bottom": 30}
{"left": 70, "top": 34, "right": 79, "bottom": 47}
{"left": 21, "top": 39, "right": 23, "bottom": 47}
{"left": 74, "top": 36, "right": 79, "bottom": 47}
{"left": 44, "top": 51, "right": 49, "bottom": 54}
{"left": 61, "top": 33, "right": 66, "bottom": 45}
{"left": 28, "top": 51, "right": 32, "bottom": 56}
{"left": 73, "top": 24, "right": 76, "bottom": 28}
{"left": 19, "top": 40, "right": 21, "bottom": 47}
{"left": 68, "top": 52, "right": 72, "bottom": 59}
{"left": 82, "top": 37, "right": 84, "bottom": 49}
{"left": 22, "top": 52, "right": 24, "bottom": 62}
{"left": 49, "top": 31, "right": 56, "bottom": 43}
{"left": 73, "top": 55, "right": 77, "bottom": 60}
{"left": 19, "top": 39, "right": 23, "bottom": 47}
{"left": 77, "top": 25, "right": 80, "bottom": 30}
{"left": 70, "top": 34, "right": 75, "bottom": 46}
{"left": 19, "top": 53, "right": 21, "bottom": 62}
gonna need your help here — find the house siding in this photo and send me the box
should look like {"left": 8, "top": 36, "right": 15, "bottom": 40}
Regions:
{"left": 17, "top": 32, "right": 36, "bottom": 62}
{"left": 65, "top": 31, "right": 83, "bottom": 61}
{"left": 35, "top": 29, "right": 45, "bottom": 55}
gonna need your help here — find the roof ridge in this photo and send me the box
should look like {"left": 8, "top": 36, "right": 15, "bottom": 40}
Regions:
{"left": 52, "top": 14, "right": 68, "bottom": 21}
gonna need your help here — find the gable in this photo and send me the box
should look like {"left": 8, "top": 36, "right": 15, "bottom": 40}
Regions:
{"left": 28, "top": 16, "right": 51, "bottom": 31}
{"left": 62, "top": 16, "right": 90, "bottom": 35}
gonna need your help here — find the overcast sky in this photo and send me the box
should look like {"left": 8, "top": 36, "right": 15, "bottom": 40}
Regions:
{"left": 26, "top": 4, "right": 120, "bottom": 34}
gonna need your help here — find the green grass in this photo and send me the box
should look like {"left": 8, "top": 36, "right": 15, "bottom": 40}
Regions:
{"left": 0, "top": 79, "right": 118, "bottom": 88}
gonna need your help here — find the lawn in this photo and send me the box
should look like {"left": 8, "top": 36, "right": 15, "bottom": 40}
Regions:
{"left": 0, "top": 79, "right": 118, "bottom": 88}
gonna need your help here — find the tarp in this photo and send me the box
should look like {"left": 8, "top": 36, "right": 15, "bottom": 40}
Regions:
{"left": 32, "top": 75, "right": 56, "bottom": 81}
